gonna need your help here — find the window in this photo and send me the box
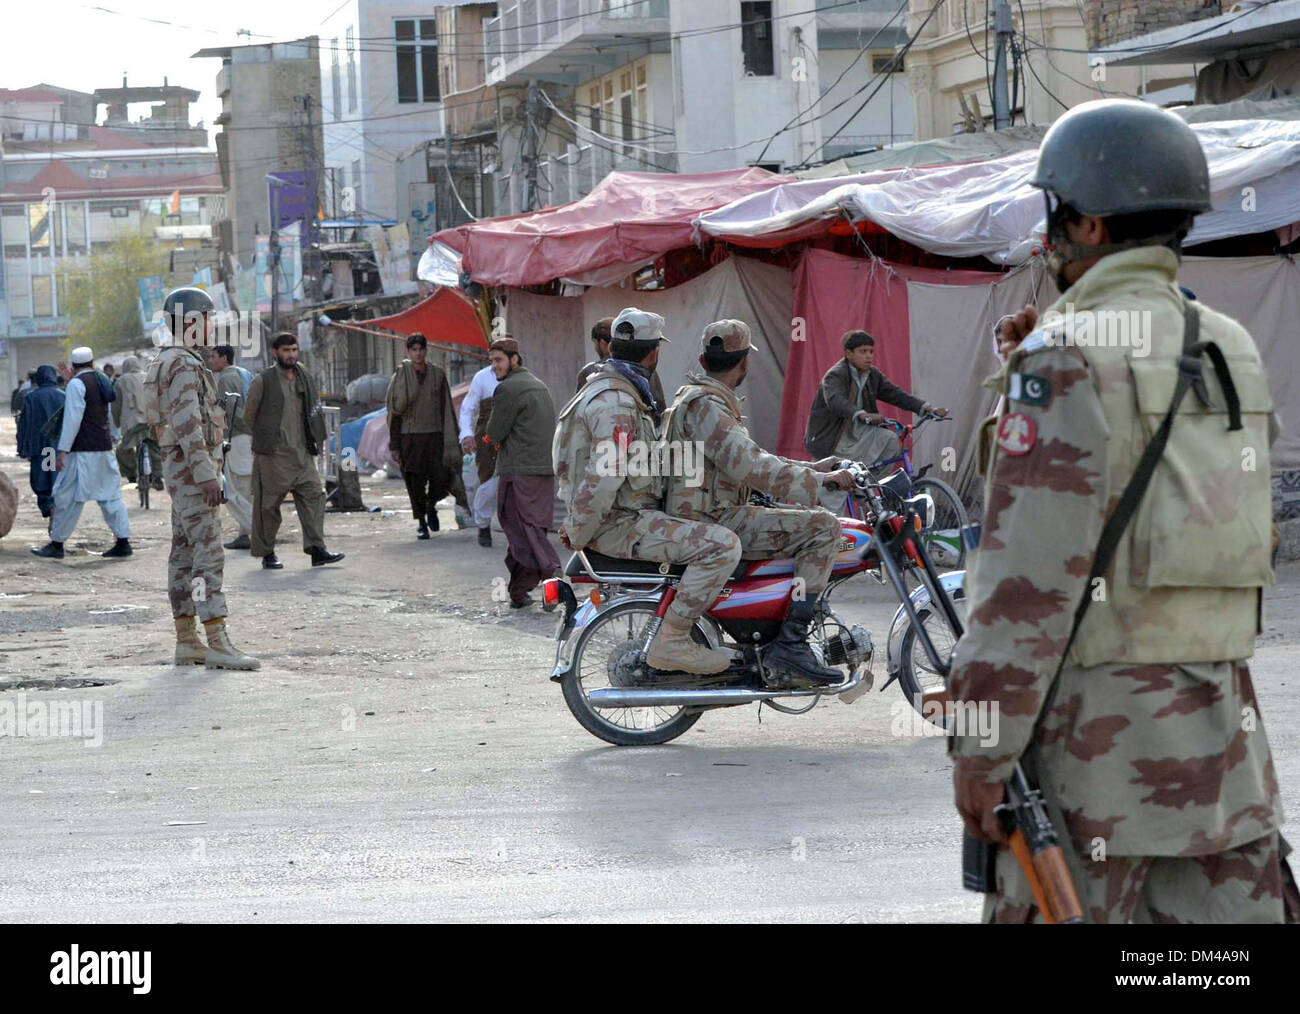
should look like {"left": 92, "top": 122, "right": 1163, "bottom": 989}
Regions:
{"left": 28, "top": 203, "right": 51, "bottom": 250}
{"left": 396, "top": 18, "right": 439, "bottom": 104}
{"left": 346, "top": 27, "right": 357, "bottom": 112}
{"left": 4, "top": 257, "right": 31, "bottom": 318}
{"left": 331, "top": 38, "right": 341, "bottom": 119}
{"left": 2, "top": 206, "right": 27, "bottom": 258}
{"left": 741, "top": 2, "right": 774, "bottom": 77}
{"left": 32, "top": 274, "right": 53, "bottom": 317}
{"left": 64, "top": 201, "right": 87, "bottom": 257}
{"left": 871, "top": 52, "right": 904, "bottom": 74}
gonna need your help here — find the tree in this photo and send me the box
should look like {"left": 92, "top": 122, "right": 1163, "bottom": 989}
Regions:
{"left": 63, "top": 234, "right": 174, "bottom": 354}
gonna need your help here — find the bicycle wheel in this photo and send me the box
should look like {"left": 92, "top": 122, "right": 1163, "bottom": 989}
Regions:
{"left": 912, "top": 476, "right": 967, "bottom": 570}
{"left": 897, "top": 583, "right": 967, "bottom": 726}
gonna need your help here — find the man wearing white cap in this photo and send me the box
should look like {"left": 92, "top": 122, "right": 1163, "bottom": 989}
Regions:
{"left": 31, "top": 347, "right": 132, "bottom": 559}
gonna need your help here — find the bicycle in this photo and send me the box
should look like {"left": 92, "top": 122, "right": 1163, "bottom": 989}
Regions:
{"left": 839, "top": 411, "right": 968, "bottom": 569}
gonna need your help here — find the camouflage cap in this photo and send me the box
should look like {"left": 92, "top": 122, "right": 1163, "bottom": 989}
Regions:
{"left": 612, "top": 308, "right": 672, "bottom": 345}
{"left": 701, "top": 319, "right": 759, "bottom": 357}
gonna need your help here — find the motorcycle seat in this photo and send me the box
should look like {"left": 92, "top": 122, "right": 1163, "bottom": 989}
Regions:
{"left": 567, "top": 550, "right": 751, "bottom": 582}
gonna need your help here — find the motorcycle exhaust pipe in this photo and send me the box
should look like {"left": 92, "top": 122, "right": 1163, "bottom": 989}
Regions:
{"left": 587, "top": 668, "right": 865, "bottom": 709}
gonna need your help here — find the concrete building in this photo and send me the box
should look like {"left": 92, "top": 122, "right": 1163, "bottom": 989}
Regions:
{"left": 483, "top": 0, "right": 915, "bottom": 211}
{"left": 1088, "top": 0, "right": 1300, "bottom": 104}
{"left": 0, "top": 84, "right": 220, "bottom": 392}
{"left": 905, "top": 1, "right": 1196, "bottom": 143}
{"left": 320, "top": 1, "right": 473, "bottom": 224}
{"left": 193, "top": 38, "right": 325, "bottom": 284}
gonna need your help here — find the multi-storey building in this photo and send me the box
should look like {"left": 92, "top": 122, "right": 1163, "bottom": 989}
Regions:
{"left": 905, "top": 1, "right": 1197, "bottom": 142}
{"left": 483, "top": 0, "right": 916, "bottom": 211}
{"left": 320, "top": 1, "right": 467, "bottom": 224}
{"left": 193, "top": 38, "right": 325, "bottom": 285}
{"left": 0, "top": 83, "right": 220, "bottom": 391}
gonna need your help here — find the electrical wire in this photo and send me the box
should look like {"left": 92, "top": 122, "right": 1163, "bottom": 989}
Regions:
{"left": 797, "top": 0, "right": 946, "bottom": 168}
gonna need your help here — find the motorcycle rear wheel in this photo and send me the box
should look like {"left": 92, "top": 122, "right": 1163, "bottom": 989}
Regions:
{"left": 561, "top": 600, "right": 704, "bottom": 746}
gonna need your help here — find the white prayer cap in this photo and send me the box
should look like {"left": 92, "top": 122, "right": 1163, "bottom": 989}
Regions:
{"left": 70, "top": 346, "right": 94, "bottom": 366}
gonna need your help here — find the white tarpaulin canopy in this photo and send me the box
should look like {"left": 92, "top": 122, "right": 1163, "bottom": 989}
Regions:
{"left": 697, "top": 118, "right": 1300, "bottom": 264}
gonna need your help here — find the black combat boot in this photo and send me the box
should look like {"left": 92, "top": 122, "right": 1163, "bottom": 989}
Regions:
{"left": 762, "top": 601, "right": 844, "bottom": 687}
{"left": 417, "top": 521, "right": 430, "bottom": 540}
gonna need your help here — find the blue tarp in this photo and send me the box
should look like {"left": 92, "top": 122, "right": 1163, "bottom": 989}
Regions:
{"left": 340, "top": 407, "right": 385, "bottom": 460}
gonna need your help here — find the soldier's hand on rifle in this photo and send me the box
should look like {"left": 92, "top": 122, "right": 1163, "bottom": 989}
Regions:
{"left": 200, "top": 479, "right": 221, "bottom": 508}
{"left": 460, "top": 436, "right": 476, "bottom": 455}
{"left": 993, "top": 305, "right": 1039, "bottom": 360}
{"left": 953, "top": 757, "right": 1008, "bottom": 844}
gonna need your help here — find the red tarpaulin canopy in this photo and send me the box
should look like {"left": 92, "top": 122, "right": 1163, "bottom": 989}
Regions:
{"left": 365, "top": 287, "right": 487, "bottom": 349}
{"left": 434, "top": 168, "right": 789, "bottom": 288}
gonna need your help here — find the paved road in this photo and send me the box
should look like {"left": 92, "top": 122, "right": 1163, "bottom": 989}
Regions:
{"left": 1, "top": 419, "right": 1296, "bottom": 922}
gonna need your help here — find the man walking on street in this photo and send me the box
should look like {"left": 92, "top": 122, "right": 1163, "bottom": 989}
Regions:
{"left": 209, "top": 345, "right": 254, "bottom": 550}
{"left": 146, "top": 286, "right": 258, "bottom": 669}
{"left": 32, "top": 347, "right": 132, "bottom": 560}
{"left": 458, "top": 357, "right": 499, "bottom": 548}
{"left": 484, "top": 337, "right": 559, "bottom": 608}
{"left": 243, "top": 332, "right": 344, "bottom": 570}
{"left": 16, "top": 365, "right": 63, "bottom": 523}
{"left": 385, "top": 333, "right": 461, "bottom": 539}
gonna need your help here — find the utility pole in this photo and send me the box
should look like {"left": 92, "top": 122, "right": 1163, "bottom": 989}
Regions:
{"left": 267, "top": 176, "right": 282, "bottom": 335}
{"left": 522, "top": 79, "right": 540, "bottom": 212}
{"left": 992, "top": 0, "right": 1013, "bottom": 130}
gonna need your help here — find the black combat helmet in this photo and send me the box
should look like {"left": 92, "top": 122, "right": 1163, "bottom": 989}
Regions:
{"left": 1030, "top": 99, "right": 1212, "bottom": 216}
{"left": 161, "top": 286, "right": 215, "bottom": 337}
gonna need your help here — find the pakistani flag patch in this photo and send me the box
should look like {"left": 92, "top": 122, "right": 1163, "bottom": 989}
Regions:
{"left": 1007, "top": 372, "right": 1051, "bottom": 406}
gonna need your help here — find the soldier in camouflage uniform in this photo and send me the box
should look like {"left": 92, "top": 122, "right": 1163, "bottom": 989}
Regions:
{"left": 554, "top": 308, "right": 738, "bottom": 675}
{"left": 950, "top": 100, "right": 1290, "bottom": 922}
{"left": 146, "top": 287, "right": 259, "bottom": 671}
{"left": 662, "top": 320, "right": 854, "bottom": 686}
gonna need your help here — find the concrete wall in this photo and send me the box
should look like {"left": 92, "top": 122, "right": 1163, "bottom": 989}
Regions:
{"left": 817, "top": 47, "right": 915, "bottom": 156}
{"left": 671, "top": 0, "right": 823, "bottom": 172}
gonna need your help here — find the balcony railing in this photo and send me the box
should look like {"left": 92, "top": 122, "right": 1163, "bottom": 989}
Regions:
{"left": 486, "top": 0, "right": 670, "bottom": 82}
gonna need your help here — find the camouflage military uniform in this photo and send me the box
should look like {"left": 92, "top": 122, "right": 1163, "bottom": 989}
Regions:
{"left": 147, "top": 346, "right": 226, "bottom": 622}
{"left": 949, "top": 246, "right": 1285, "bottom": 922}
{"left": 556, "top": 366, "right": 741, "bottom": 622}
{"left": 663, "top": 372, "right": 839, "bottom": 599}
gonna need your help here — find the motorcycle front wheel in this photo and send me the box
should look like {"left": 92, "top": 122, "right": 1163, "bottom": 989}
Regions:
{"left": 897, "top": 582, "right": 967, "bottom": 726}
{"left": 561, "top": 600, "right": 704, "bottom": 746}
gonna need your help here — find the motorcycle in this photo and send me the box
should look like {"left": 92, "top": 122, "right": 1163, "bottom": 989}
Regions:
{"left": 542, "top": 463, "right": 970, "bottom": 746}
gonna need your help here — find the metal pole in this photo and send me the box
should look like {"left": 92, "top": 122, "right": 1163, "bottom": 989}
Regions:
{"left": 523, "top": 79, "right": 540, "bottom": 211}
{"left": 269, "top": 179, "right": 281, "bottom": 334}
{"left": 992, "top": 0, "right": 1013, "bottom": 130}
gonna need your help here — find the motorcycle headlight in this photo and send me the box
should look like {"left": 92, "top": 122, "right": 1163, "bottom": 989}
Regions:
{"left": 905, "top": 492, "right": 936, "bottom": 530}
